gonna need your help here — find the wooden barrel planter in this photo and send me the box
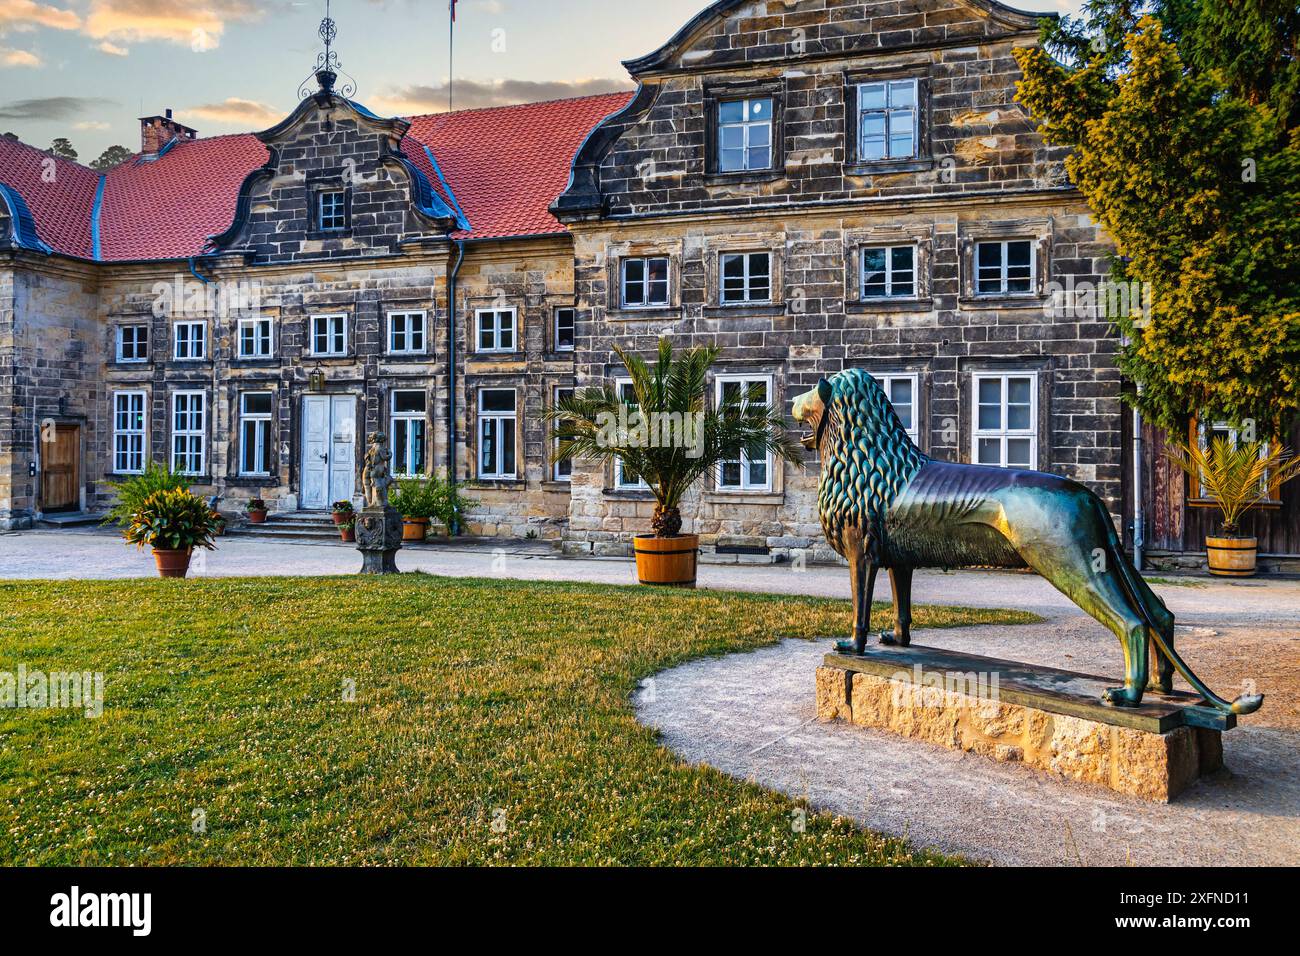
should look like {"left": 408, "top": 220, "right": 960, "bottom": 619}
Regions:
{"left": 634, "top": 534, "right": 699, "bottom": 588}
{"left": 402, "top": 518, "right": 430, "bottom": 542}
{"left": 152, "top": 547, "right": 193, "bottom": 579}
{"left": 1205, "top": 536, "right": 1257, "bottom": 577}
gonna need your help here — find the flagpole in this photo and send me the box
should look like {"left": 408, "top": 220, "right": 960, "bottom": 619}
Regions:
{"left": 448, "top": 1, "right": 455, "bottom": 113}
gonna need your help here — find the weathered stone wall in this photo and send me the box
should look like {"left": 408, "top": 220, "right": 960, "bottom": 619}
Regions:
{"left": 0, "top": 258, "right": 103, "bottom": 528}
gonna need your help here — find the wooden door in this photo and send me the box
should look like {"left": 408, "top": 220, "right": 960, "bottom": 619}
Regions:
{"left": 42, "top": 423, "right": 80, "bottom": 512}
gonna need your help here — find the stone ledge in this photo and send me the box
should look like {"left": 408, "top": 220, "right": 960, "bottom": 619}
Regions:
{"left": 816, "top": 650, "right": 1230, "bottom": 803}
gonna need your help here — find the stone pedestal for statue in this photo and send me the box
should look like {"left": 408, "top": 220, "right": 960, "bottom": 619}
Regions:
{"left": 816, "top": 644, "right": 1233, "bottom": 802}
{"left": 356, "top": 505, "right": 403, "bottom": 575}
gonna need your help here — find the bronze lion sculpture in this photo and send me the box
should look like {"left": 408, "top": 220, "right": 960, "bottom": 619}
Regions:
{"left": 792, "top": 369, "right": 1262, "bottom": 716}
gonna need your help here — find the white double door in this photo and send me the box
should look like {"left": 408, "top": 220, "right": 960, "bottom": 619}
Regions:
{"left": 301, "top": 395, "right": 357, "bottom": 510}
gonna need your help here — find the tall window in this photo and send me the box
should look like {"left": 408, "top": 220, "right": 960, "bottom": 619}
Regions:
{"left": 554, "top": 307, "right": 576, "bottom": 351}
{"left": 476, "top": 309, "right": 516, "bottom": 353}
{"left": 388, "top": 311, "right": 427, "bottom": 355}
{"left": 973, "top": 373, "right": 1037, "bottom": 469}
{"left": 112, "top": 391, "right": 146, "bottom": 474}
{"left": 976, "top": 240, "right": 1035, "bottom": 296}
{"left": 716, "top": 375, "right": 773, "bottom": 492}
{"left": 873, "top": 373, "right": 920, "bottom": 445}
{"left": 615, "top": 380, "right": 649, "bottom": 489}
{"left": 171, "top": 391, "right": 206, "bottom": 476}
{"left": 237, "top": 318, "right": 273, "bottom": 359}
{"left": 862, "top": 246, "right": 916, "bottom": 299}
{"left": 553, "top": 387, "right": 574, "bottom": 481}
{"left": 718, "top": 97, "right": 773, "bottom": 172}
{"left": 116, "top": 325, "right": 149, "bottom": 363}
{"left": 173, "top": 321, "right": 205, "bottom": 361}
{"left": 858, "top": 79, "right": 918, "bottom": 161}
{"left": 310, "top": 314, "right": 347, "bottom": 356}
{"left": 620, "top": 257, "right": 670, "bottom": 308}
{"left": 721, "top": 252, "right": 771, "bottom": 304}
{"left": 478, "top": 389, "right": 517, "bottom": 480}
{"left": 392, "top": 390, "right": 428, "bottom": 477}
{"left": 318, "top": 190, "right": 346, "bottom": 231}
{"left": 239, "top": 392, "right": 273, "bottom": 477}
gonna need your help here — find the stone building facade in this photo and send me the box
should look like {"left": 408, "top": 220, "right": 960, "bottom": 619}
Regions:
{"left": 7, "top": 0, "right": 1270, "bottom": 564}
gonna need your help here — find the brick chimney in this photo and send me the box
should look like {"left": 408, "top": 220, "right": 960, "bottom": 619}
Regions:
{"left": 139, "top": 108, "right": 198, "bottom": 156}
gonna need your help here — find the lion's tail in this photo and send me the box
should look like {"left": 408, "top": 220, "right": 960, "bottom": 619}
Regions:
{"left": 1100, "top": 501, "right": 1263, "bottom": 716}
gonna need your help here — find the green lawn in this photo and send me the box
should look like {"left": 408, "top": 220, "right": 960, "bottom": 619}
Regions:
{"left": 0, "top": 576, "right": 1038, "bottom": 866}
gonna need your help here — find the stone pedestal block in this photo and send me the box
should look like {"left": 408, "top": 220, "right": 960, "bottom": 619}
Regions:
{"left": 816, "top": 645, "right": 1235, "bottom": 803}
{"left": 355, "top": 505, "right": 403, "bottom": 575}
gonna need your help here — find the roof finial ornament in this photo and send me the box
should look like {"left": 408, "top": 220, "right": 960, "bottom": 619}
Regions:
{"left": 297, "top": 0, "right": 357, "bottom": 101}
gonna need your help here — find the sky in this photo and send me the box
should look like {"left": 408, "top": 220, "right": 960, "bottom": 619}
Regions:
{"left": 0, "top": 0, "right": 1084, "bottom": 163}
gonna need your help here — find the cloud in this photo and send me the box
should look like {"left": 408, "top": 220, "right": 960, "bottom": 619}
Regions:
{"left": 0, "top": 0, "right": 81, "bottom": 33}
{"left": 0, "top": 95, "right": 113, "bottom": 120}
{"left": 82, "top": 0, "right": 269, "bottom": 51}
{"left": 74, "top": 120, "right": 110, "bottom": 129}
{"left": 96, "top": 39, "right": 128, "bottom": 55}
{"left": 372, "top": 77, "right": 633, "bottom": 115}
{"left": 0, "top": 45, "right": 41, "bottom": 66}
{"left": 184, "top": 97, "right": 281, "bottom": 126}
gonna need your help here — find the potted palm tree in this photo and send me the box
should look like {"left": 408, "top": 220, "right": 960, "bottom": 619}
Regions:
{"left": 1168, "top": 436, "right": 1300, "bottom": 577}
{"left": 548, "top": 339, "right": 801, "bottom": 587}
{"left": 123, "top": 488, "right": 222, "bottom": 578}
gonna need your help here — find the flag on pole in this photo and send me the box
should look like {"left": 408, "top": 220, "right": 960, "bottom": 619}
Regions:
{"left": 450, "top": 0, "right": 457, "bottom": 21}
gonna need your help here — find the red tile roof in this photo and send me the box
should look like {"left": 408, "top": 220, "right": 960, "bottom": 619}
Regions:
{"left": 0, "top": 91, "right": 633, "bottom": 262}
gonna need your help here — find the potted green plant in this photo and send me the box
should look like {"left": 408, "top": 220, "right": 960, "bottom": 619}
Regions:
{"left": 390, "top": 478, "right": 440, "bottom": 542}
{"left": 331, "top": 500, "right": 355, "bottom": 526}
{"left": 246, "top": 498, "right": 269, "bottom": 524}
{"left": 338, "top": 514, "right": 356, "bottom": 543}
{"left": 122, "top": 488, "right": 222, "bottom": 578}
{"left": 427, "top": 471, "right": 477, "bottom": 539}
{"left": 102, "top": 461, "right": 191, "bottom": 528}
{"left": 547, "top": 339, "right": 801, "bottom": 587}
{"left": 1168, "top": 437, "right": 1300, "bottom": 577}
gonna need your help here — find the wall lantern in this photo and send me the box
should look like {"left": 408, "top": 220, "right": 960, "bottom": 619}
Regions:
{"left": 309, "top": 366, "right": 327, "bottom": 393}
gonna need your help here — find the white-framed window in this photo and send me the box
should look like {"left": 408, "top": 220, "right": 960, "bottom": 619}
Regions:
{"left": 553, "top": 386, "right": 574, "bottom": 481}
{"left": 554, "top": 307, "right": 576, "bottom": 351}
{"left": 319, "top": 190, "right": 346, "bottom": 231}
{"left": 116, "top": 325, "right": 149, "bottom": 363}
{"left": 716, "top": 375, "right": 774, "bottom": 492}
{"left": 239, "top": 392, "right": 273, "bottom": 477}
{"left": 388, "top": 311, "right": 427, "bottom": 355}
{"left": 237, "top": 317, "right": 273, "bottom": 359}
{"left": 112, "top": 390, "right": 146, "bottom": 475}
{"left": 972, "top": 372, "right": 1037, "bottom": 470}
{"left": 173, "top": 320, "right": 206, "bottom": 361}
{"left": 1196, "top": 421, "right": 1272, "bottom": 498}
{"left": 718, "top": 97, "right": 773, "bottom": 172}
{"left": 872, "top": 373, "right": 920, "bottom": 445}
{"left": 310, "top": 314, "right": 348, "bottom": 356}
{"left": 858, "top": 79, "right": 918, "bottom": 161}
{"left": 976, "top": 240, "right": 1035, "bottom": 296}
{"left": 615, "top": 379, "right": 649, "bottom": 490}
{"left": 720, "top": 252, "right": 772, "bottom": 304}
{"left": 392, "top": 390, "right": 428, "bottom": 477}
{"left": 862, "top": 245, "right": 917, "bottom": 299}
{"left": 171, "top": 390, "right": 206, "bottom": 476}
{"left": 478, "top": 389, "right": 517, "bottom": 480}
{"left": 476, "top": 309, "right": 516, "bottom": 353}
{"left": 620, "top": 257, "right": 670, "bottom": 308}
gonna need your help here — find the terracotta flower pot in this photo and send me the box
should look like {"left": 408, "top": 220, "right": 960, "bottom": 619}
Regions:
{"left": 402, "top": 517, "right": 429, "bottom": 542}
{"left": 247, "top": 510, "right": 268, "bottom": 524}
{"left": 331, "top": 511, "right": 352, "bottom": 526}
{"left": 340, "top": 528, "right": 356, "bottom": 543}
{"left": 634, "top": 534, "right": 699, "bottom": 588}
{"left": 1206, "top": 535, "right": 1257, "bottom": 577}
{"left": 153, "top": 547, "right": 193, "bottom": 579}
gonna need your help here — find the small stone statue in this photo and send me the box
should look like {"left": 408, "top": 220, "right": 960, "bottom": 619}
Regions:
{"left": 356, "top": 431, "right": 402, "bottom": 575}
{"left": 361, "top": 431, "right": 396, "bottom": 510}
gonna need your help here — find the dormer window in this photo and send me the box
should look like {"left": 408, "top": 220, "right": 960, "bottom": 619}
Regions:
{"left": 858, "top": 79, "right": 918, "bottom": 161}
{"left": 318, "top": 190, "right": 347, "bottom": 232}
{"left": 718, "top": 98, "right": 773, "bottom": 172}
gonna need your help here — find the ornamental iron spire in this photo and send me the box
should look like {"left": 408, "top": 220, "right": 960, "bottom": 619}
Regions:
{"left": 298, "top": 0, "right": 357, "bottom": 100}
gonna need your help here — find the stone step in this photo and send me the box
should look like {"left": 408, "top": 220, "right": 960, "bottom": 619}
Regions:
{"left": 36, "top": 511, "right": 108, "bottom": 529}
